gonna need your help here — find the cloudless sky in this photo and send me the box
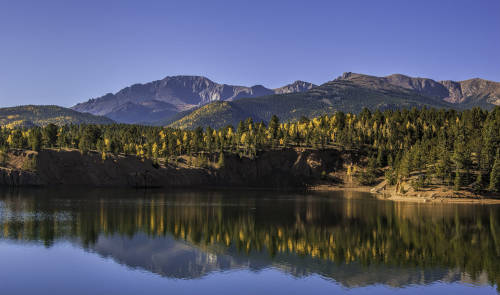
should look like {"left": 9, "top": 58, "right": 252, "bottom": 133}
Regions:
{"left": 0, "top": 0, "right": 499, "bottom": 107}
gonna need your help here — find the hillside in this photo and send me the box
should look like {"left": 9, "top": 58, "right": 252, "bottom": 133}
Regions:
{"left": 0, "top": 105, "right": 114, "bottom": 127}
{"left": 168, "top": 101, "right": 260, "bottom": 129}
{"left": 72, "top": 76, "right": 316, "bottom": 124}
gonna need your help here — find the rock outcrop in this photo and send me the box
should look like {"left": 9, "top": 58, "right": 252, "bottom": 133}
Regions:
{"left": 274, "top": 81, "right": 316, "bottom": 94}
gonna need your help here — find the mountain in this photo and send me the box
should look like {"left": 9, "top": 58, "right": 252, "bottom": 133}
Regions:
{"left": 71, "top": 72, "right": 499, "bottom": 128}
{"left": 167, "top": 73, "right": 448, "bottom": 129}
{"left": 440, "top": 78, "right": 500, "bottom": 107}
{"left": 0, "top": 105, "right": 114, "bottom": 127}
{"left": 90, "top": 233, "right": 473, "bottom": 288}
{"left": 167, "top": 72, "right": 500, "bottom": 129}
{"left": 336, "top": 72, "right": 500, "bottom": 107}
{"left": 72, "top": 76, "right": 316, "bottom": 124}
{"left": 376, "top": 73, "right": 500, "bottom": 107}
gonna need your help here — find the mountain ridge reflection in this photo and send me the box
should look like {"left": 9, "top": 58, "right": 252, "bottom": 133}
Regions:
{"left": 0, "top": 188, "right": 499, "bottom": 289}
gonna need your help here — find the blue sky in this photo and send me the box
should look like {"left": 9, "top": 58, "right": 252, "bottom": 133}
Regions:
{"left": 0, "top": 0, "right": 499, "bottom": 107}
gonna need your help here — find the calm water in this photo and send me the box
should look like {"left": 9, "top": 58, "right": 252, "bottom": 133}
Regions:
{"left": 0, "top": 188, "right": 499, "bottom": 295}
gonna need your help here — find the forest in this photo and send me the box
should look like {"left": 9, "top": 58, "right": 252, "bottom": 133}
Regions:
{"left": 0, "top": 107, "right": 499, "bottom": 192}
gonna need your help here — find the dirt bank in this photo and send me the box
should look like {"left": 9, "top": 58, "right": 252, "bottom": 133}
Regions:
{"left": 0, "top": 148, "right": 345, "bottom": 188}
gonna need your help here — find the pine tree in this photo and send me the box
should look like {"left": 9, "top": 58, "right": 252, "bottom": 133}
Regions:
{"left": 42, "top": 123, "right": 58, "bottom": 147}
{"left": 399, "top": 152, "right": 412, "bottom": 179}
{"left": 217, "top": 152, "right": 225, "bottom": 168}
{"left": 8, "top": 129, "right": 25, "bottom": 149}
{"left": 376, "top": 146, "right": 386, "bottom": 167}
{"left": 28, "top": 128, "right": 42, "bottom": 152}
{"left": 269, "top": 115, "right": 280, "bottom": 140}
{"left": 357, "top": 156, "right": 378, "bottom": 185}
{"left": 489, "top": 150, "right": 500, "bottom": 192}
{"left": 237, "top": 121, "right": 246, "bottom": 137}
{"left": 473, "top": 172, "right": 483, "bottom": 193}
{"left": 454, "top": 171, "right": 463, "bottom": 191}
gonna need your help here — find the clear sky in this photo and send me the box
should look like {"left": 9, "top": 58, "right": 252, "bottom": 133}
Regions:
{"left": 0, "top": 0, "right": 499, "bottom": 107}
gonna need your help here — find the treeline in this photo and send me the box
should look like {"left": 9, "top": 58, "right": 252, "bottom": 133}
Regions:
{"left": 0, "top": 107, "right": 499, "bottom": 192}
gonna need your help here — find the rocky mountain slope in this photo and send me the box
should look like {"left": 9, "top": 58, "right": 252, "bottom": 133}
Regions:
{"left": 366, "top": 73, "right": 500, "bottom": 107}
{"left": 0, "top": 105, "right": 114, "bottom": 127}
{"left": 168, "top": 72, "right": 500, "bottom": 129}
{"left": 72, "top": 76, "right": 316, "bottom": 124}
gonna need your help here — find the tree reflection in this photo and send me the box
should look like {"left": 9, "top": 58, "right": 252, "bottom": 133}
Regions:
{"left": 0, "top": 188, "right": 499, "bottom": 287}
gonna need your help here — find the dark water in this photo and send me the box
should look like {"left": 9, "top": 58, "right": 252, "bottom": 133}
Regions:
{"left": 0, "top": 188, "right": 499, "bottom": 295}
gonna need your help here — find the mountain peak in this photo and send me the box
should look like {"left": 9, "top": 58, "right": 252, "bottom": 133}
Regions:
{"left": 161, "top": 75, "right": 214, "bottom": 82}
{"left": 338, "top": 72, "right": 371, "bottom": 80}
{"left": 72, "top": 75, "right": 314, "bottom": 124}
{"left": 274, "top": 81, "right": 317, "bottom": 94}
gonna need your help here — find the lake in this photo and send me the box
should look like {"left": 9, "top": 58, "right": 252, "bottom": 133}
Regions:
{"left": 0, "top": 188, "right": 499, "bottom": 295}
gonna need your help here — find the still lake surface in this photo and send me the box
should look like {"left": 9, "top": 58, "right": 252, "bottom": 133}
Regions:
{"left": 0, "top": 188, "right": 499, "bottom": 295}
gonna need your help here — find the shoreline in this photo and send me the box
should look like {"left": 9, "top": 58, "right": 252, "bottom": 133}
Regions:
{"left": 308, "top": 184, "right": 500, "bottom": 204}
{"left": 1, "top": 181, "right": 499, "bottom": 204}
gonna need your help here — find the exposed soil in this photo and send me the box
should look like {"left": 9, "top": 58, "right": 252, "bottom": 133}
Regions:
{"left": 0, "top": 148, "right": 343, "bottom": 188}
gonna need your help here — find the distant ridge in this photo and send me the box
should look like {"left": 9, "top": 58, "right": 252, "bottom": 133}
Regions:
{"left": 72, "top": 76, "right": 316, "bottom": 124}
{"left": 341, "top": 72, "right": 500, "bottom": 107}
{"left": 69, "top": 72, "right": 500, "bottom": 128}
{"left": 0, "top": 105, "right": 114, "bottom": 127}
{"left": 167, "top": 72, "right": 500, "bottom": 129}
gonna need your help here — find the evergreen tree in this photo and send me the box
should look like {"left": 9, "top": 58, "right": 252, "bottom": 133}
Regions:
{"left": 399, "top": 152, "right": 412, "bottom": 179}
{"left": 42, "top": 123, "right": 58, "bottom": 147}
{"left": 489, "top": 150, "right": 500, "bottom": 192}
{"left": 28, "top": 128, "right": 42, "bottom": 152}
{"left": 376, "top": 146, "right": 386, "bottom": 167}
{"left": 8, "top": 130, "right": 25, "bottom": 149}
{"left": 357, "top": 156, "right": 378, "bottom": 185}
{"left": 454, "top": 171, "right": 463, "bottom": 191}
{"left": 269, "top": 115, "right": 280, "bottom": 140}
{"left": 473, "top": 172, "right": 484, "bottom": 193}
{"left": 217, "top": 152, "right": 225, "bottom": 168}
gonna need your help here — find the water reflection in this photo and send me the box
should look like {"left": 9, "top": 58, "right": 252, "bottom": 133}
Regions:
{"left": 0, "top": 188, "right": 499, "bottom": 290}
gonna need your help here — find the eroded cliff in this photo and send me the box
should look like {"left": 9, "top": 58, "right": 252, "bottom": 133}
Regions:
{"left": 0, "top": 148, "right": 346, "bottom": 188}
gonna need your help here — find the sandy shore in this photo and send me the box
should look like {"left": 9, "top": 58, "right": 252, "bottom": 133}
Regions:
{"left": 307, "top": 184, "right": 373, "bottom": 192}
{"left": 374, "top": 194, "right": 500, "bottom": 204}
